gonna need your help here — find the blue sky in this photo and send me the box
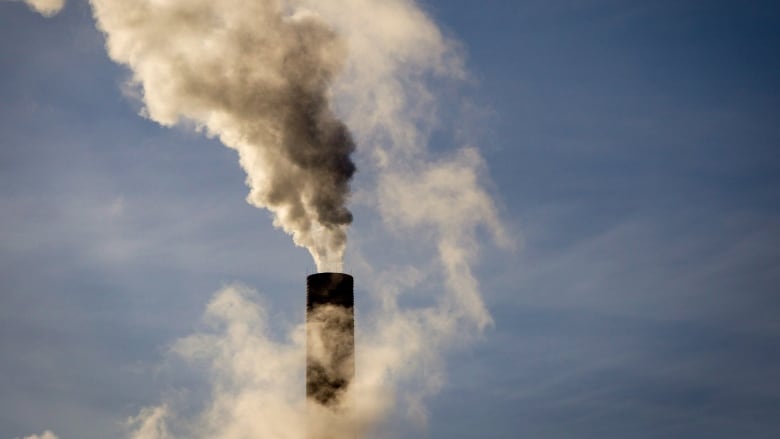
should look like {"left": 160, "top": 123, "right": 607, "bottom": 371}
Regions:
{"left": 2, "top": 0, "right": 779, "bottom": 438}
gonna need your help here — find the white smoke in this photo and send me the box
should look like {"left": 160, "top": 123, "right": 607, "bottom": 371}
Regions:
{"left": 127, "top": 406, "right": 170, "bottom": 439}
{"left": 133, "top": 286, "right": 351, "bottom": 439}
{"left": 90, "top": 0, "right": 356, "bottom": 272}
{"left": 15, "top": 431, "right": 59, "bottom": 439}
{"left": 19, "top": 0, "right": 65, "bottom": 17}
{"left": 76, "top": 0, "right": 512, "bottom": 437}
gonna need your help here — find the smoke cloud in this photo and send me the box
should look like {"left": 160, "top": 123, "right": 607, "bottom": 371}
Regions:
{"left": 128, "top": 406, "right": 170, "bottom": 439}
{"left": 20, "top": 0, "right": 65, "bottom": 17}
{"left": 64, "top": 0, "right": 513, "bottom": 437}
{"left": 15, "top": 431, "right": 59, "bottom": 439}
{"left": 90, "top": 0, "right": 356, "bottom": 272}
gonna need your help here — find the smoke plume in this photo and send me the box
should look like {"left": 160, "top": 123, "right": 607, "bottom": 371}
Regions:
{"left": 90, "top": 0, "right": 356, "bottom": 272}
{"left": 72, "top": 0, "right": 513, "bottom": 437}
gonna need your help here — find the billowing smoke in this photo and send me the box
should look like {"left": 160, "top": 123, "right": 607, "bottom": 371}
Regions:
{"left": 91, "top": 0, "right": 356, "bottom": 272}
{"left": 19, "top": 0, "right": 65, "bottom": 17}
{"left": 25, "top": 0, "right": 513, "bottom": 437}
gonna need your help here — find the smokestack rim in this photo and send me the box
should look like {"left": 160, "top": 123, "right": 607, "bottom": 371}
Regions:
{"left": 306, "top": 272, "right": 354, "bottom": 312}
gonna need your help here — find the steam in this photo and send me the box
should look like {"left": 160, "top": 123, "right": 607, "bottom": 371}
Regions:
{"left": 20, "top": 0, "right": 65, "bottom": 17}
{"left": 15, "top": 431, "right": 59, "bottom": 439}
{"left": 25, "top": 0, "right": 515, "bottom": 437}
{"left": 90, "top": 0, "right": 356, "bottom": 272}
{"left": 128, "top": 406, "right": 170, "bottom": 439}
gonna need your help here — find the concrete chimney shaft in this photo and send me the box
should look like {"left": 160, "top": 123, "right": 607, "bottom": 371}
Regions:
{"left": 306, "top": 272, "right": 354, "bottom": 407}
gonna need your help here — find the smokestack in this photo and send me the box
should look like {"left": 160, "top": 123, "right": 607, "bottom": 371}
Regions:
{"left": 306, "top": 273, "right": 355, "bottom": 408}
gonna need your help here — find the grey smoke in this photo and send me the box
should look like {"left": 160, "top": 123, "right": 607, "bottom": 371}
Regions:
{"left": 21, "top": 0, "right": 516, "bottom": 437}
{"left": 90, "top": 0, "right": 356, "bottom": 272}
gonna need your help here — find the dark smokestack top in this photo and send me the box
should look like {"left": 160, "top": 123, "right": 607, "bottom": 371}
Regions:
{"left": 306, "top": 272, "right": 354, "bottom": 409}
{"left": 307, "top": 272, "right": 354, "bottom": 311}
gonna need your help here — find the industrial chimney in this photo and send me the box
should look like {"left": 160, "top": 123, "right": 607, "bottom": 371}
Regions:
{"left": 306, "top": 272, "right": 355, "bottom": 409}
